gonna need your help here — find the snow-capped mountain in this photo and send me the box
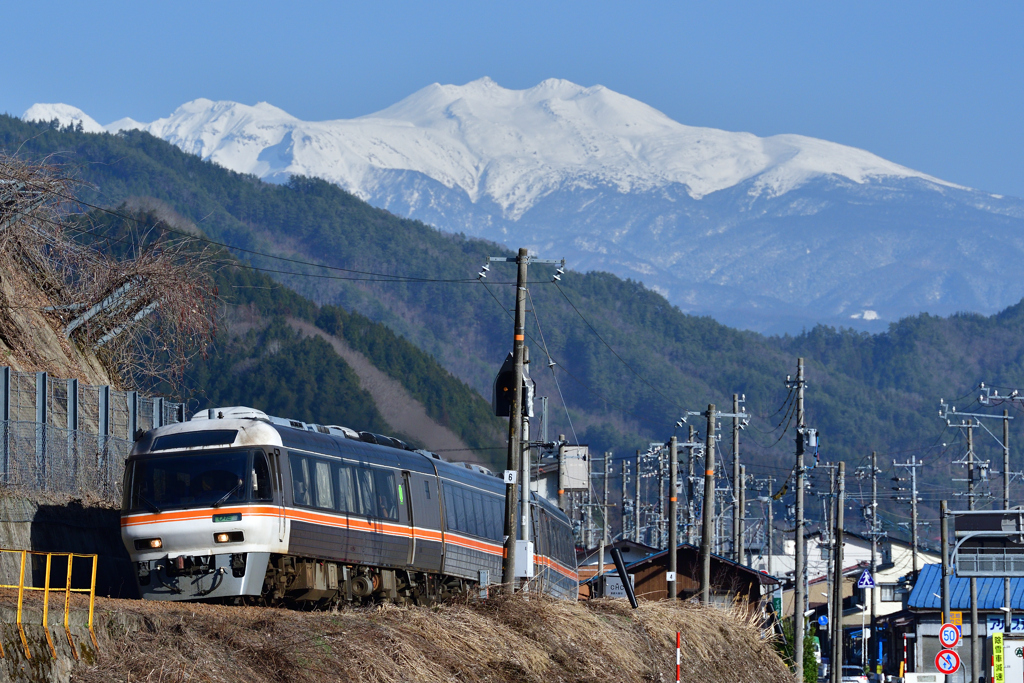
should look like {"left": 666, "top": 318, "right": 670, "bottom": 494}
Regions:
{"left": 23, "top": 80, "right": 1024, "bottom": 332}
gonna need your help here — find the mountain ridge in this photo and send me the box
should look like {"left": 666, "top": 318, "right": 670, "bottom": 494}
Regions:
{"left": 23, "top": 79, "right": 1024, "bottom": 333}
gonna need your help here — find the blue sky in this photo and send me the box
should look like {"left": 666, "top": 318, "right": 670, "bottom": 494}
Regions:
{"left": 3, "top": 1, "right": 1022, "bottom": 197}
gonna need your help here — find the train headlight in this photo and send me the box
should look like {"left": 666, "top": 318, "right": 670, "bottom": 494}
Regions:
{"left": 134, "top": 538, "right": 162, "bottom": 550}
{"left": 214, "top": 531, "right": 244, "bottom": 544}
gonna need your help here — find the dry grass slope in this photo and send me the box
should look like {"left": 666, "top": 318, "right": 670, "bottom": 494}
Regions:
{"left": 72, "top": 594, "right": 790, "bottom": 683}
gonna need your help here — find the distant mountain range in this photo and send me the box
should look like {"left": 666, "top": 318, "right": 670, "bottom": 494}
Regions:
{"left": 25, "top": 79, "right": 1024, "bottom": 333}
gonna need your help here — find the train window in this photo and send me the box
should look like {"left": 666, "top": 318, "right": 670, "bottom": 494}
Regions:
{"left": 355, "top": 467, "right": 375, "bottom": 517}
{"left": 488, "top": 497, "right": 503, "bottom": 541}
{"left": 424, "top": 480, "right": 431, "bottom": 500}
{"left": 290, "top": 454, "right": 312, "bottom": 507}
{"left": 252, "top": 452, "right": 273, "bottom": 501}
{"left": 335, "top": 463, "right": 357, "bottom": 514}
{"left": 314, "top": 460, "right": 334, "bottom": 510}
{"left": 374, "top": 469, "right": 398, "bottom": 521}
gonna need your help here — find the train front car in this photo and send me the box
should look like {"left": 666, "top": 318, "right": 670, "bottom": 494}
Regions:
{"left": 121, "top": 417, "right": 284, "bottom": 601}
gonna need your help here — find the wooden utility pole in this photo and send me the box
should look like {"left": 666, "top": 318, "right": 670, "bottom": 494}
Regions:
{"left": 700, "top": 404, "right": 715, "bottom": 604}
{"left": 793, "top": 358, "right": 807, "bottom": 682}
{"left": 732, "top": 394, "right": 742, "bottom": 561}
{"left": 500, "top": 248, "right": 529, "bottom": 589}
{"left": 830, "top": 461, "right": 845, "bottom": 683}
{"left": 669, "top": 436, "right": 678, "bottom": 599}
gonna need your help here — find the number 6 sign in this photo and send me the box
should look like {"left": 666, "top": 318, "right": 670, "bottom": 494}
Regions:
{"left": 936, "top": 649, "right": 961, "bottom": 675}
{"left": 940, "top": 622, "right": 961, "bottom": 649}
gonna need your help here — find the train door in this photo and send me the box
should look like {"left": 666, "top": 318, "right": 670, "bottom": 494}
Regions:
{"left": 405, "top": 471, "right": 443, "bottom": 572}
{"left": 401, "top": 472, "right": 415, "bottom": 565}
{"left": 271, "top": 449, "right": 286, "bottom": 542}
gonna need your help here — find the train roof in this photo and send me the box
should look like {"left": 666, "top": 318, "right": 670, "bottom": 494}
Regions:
{"left": 134, "top": 406, "right": 572, "bottom": 524}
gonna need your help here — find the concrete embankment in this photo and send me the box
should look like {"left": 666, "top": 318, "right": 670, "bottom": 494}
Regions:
{"left": 0, "top": 495, "right": 135, "bottom": 600}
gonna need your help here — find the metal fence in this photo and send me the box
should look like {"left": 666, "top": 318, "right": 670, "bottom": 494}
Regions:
{"left": 0, "top": 367, "right": 185, "bottom": 503}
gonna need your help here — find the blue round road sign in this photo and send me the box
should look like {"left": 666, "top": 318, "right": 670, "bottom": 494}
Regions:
{"left": 818, "top": 615, "right": 828, "bottom": 626}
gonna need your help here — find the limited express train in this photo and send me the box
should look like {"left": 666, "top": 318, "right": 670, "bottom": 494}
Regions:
{"left": 120, "top": 406, "right": 578, "bottom": 604}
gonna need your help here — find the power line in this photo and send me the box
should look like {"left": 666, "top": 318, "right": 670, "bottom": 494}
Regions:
{"left": 554, "top": 282, "right": 683, "bottom": 411}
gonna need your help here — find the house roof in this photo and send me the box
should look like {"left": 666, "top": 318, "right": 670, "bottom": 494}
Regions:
{"left": 908, "top": 563, "right": 1024, "bottom": 610}
{"left": 584, "top": 541, "right": 781, "bottom": 586}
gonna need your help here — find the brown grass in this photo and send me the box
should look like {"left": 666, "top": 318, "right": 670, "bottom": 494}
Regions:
{"left": 67, "top": 594, "right": 791, "bottom": 683}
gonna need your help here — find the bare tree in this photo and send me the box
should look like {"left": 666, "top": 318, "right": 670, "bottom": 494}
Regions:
{"left": 0, "top": 155, "right": 217, "bottom": 391}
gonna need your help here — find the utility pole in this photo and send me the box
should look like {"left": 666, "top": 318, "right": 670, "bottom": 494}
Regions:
{"left": 622, "top": 459, "right": 629, "bottom": 543}
{"left": 669, "top": 436, "right": 678, "bottom": 600}
{"left": 688, "top": 425, "right": 697, "bottom": 545}
{"left": 500, "top": 248, "right": 528, "bottom": 589}
{"left": 940, "top": 500, "right": 951, "bottom": 683}
{"left": 1005, "top": 409, "right": 1012, "bottom": 639}
{"left": 968, "top": 419, "right": 979, "bottom": 683}
{"left": 894, "top": 456, "right": 923, "bottom": 575}
{"left": 756, "top": 477, "right": 775, "bottom": 576}
{"left": 634, "top": 450, "right": 642, "bottom": 544}
{"left": 600, "top": 452, "right": 610, "bottom": 578}
{"left": 790, "top": 358, "right": 808, "bottom": 682}
{"left": 738, "top": 464, "right": 746, "bottom": 565}
{"left": 831, "top": 462, "right": 845, "bottom": 683}
{"left": 732, "top": 393, "right": 742, "bottom": 561}
{"left": 700, "top": 404, "right": 716, "bottom": 604}
{"left": 869, "top": 451, "right": 878, "bottom": 678}
{"left": 484, "top": 249, "right": 563, "bottom": 590}
{"left": 659, "top": 446, "right": 667, "bottom": 547}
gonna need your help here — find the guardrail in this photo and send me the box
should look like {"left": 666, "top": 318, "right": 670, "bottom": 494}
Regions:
{"left": 0, "top": 549, "right": 98, "bottom": 660}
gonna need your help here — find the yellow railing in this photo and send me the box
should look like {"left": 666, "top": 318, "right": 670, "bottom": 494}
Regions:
{"left": 0, "top": 549, "right": 98, "bottom": 660}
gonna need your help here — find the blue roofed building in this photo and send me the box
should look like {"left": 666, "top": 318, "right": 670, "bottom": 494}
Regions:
{"left": 893, "top": 563, "right": 1024, "bottom": 681}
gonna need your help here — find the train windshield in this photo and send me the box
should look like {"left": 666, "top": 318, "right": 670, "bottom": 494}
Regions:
{"left": 126, "top": 450, "right": 270, "bottom": 511}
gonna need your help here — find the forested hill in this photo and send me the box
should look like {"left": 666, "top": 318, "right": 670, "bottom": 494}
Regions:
{"left": 73, "top": 206, "right": 505, "bottom": 464}
{"left": 6, "top": 114, "right": 1024, "bottom": 522}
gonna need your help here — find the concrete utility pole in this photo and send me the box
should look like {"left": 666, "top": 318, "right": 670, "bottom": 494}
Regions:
{"left": 738, "top": 464, "right": 746, "bottom": 565}
{"left": 634, "top": 450, "right": 642, "bottom": 544}
{"left": 669, "top": 436, "right": 678, "bottom": 600}
{"left": 621, "top": 459, "right": 629, "bottom": 542}
{"left": 500, "top": 248, "right": 529, "bottom": 589}
{"left": 599, "top": 452, "right": 610, "bottom": 579}
{"left": 732, "top": 393, "right": 742, "bottom": 561}
{"left": 869, "top": 451, "right": 878, "bottom": 678}
{"left": 894, "top": 456, "right": 923, "bottom": 575}
{"left": 792, "top": 358, "right": 808, "bottom": 682}
{"left": 521, "top": 376, "right": 530, "bottom": 545}
{"left": 1006, "top": 409, "right": 1013, "bottom": 639}
{"left": 940, "top": 500, "right": 951, "bottom": 683}
{"left": 687, "top": 425, "right": 697, "bottom": 545}
{"left": 558, "top": 444, "right": 567, "bottom": 513}
{"left": 700, "top": 404, "right": 716, "bottom": 604}
{"left": 967, "top": 420, "right": 979, "bottom": 683}
{"left": 831, "top": 462, "right": 845, "bottom": 683}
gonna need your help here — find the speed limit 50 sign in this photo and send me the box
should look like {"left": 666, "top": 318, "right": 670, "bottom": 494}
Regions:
{"left": 939, "top": 622, "right": 961, "bottom": 649}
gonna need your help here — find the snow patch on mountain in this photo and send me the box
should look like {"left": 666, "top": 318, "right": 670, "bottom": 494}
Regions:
{"left": 22, "top": 78, "right": 960, "bottom": 216}
{"left": 22, "top": 103, "right": 106, "bottom": 134}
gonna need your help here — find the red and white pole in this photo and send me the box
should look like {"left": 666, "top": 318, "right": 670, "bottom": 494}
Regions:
{"left": 903, "top": 632, "right": 907, "bottom": 672}
{"left": 676, "top": 631, "right": 681, "bottom": 682}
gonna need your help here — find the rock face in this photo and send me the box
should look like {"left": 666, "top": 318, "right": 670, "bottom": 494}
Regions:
{"left": 25, "top": 80, "right": 1024, "bottom": 332}
{"left": 0, "top": 259, "right": 112, "bottom": 386}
